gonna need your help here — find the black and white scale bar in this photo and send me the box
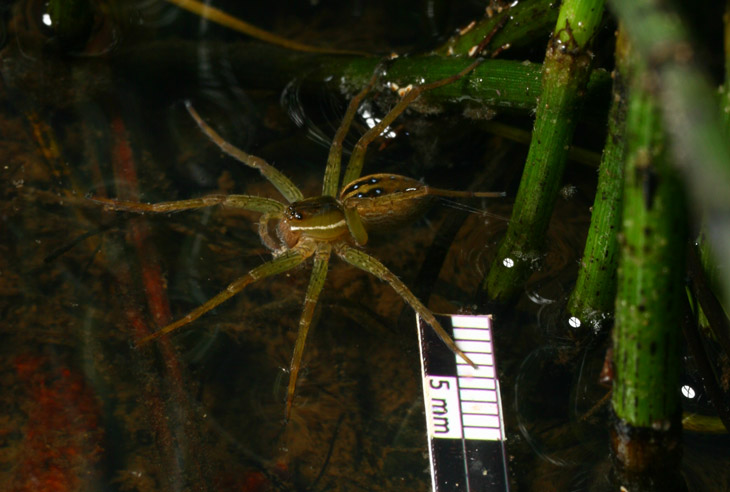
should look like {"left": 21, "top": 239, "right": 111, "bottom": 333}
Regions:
{"left": 418, "top": 314, "right": 509, "bottom": 492}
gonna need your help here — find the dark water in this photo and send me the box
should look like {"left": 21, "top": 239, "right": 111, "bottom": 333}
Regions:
{"left": 1, "top": 1, "right": 728, "bottom": 491}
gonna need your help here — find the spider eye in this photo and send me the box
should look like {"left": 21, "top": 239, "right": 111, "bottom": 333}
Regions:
{"left": 295, "top": 212, "right": 303, "bottom": 220}
{"left": 369, "top": 177, "right": 378, "bottom": 184}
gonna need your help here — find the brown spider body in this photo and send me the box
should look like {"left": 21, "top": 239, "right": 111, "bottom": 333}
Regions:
{"left": 341, "top": 173, "right": 432, "bottom": 228}
{"left": 278, "top": 196, "right": 349, "bottom": 247}
{"left": 94, "top": 60, "right": 503, "bottom": 419}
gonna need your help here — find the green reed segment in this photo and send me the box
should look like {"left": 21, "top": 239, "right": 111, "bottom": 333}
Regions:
{"left": 482, "top": 0, "right": 605, "bottom": 302}
{"left": 116, "top": 42, "right": 611, "bottom": 115}
{"left": 434, "top": 0, "right": 559, "bottom": 57}
{"left": 566, "top": 30, "right": 629, "bottom": 331}
{"left": 609, "top": 33, "right": 687, "bottom": 489}
{"left": 611, "top": 48, "right": 685, "bottom": 431}
{"left": 608, "top": 0, "right": 730, "bottom": 318}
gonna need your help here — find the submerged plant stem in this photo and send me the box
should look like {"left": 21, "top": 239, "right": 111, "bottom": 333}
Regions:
{"left": 434, "top": 0, "right": 560, "bottom": 56}
{"left": 482, "top": 0, "right": 605, "bottom": 302}
{"left": 609, "top": 29, "right": 687, "bottom": 490}
{"left": 608, "top": 0, "right": 730, "bottom": 317}
{"left": 566, "top": 29, "right": 629, "bottom": 330}
{"left": 114, "top": 41, "right": 611, "bottom": 117}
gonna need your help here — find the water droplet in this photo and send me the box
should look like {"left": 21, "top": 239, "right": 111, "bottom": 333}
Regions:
{"left": 681, "top": 385, "right": 696, "bottom": 399}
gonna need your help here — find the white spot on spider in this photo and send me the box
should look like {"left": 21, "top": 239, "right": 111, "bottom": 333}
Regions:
{"left": 502, "top": 257, "right": 514, "bottom": 268}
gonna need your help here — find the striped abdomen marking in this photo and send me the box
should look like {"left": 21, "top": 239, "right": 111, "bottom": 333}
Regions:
{"left": 340, "top": 174, "right": 432, "bottom": 228}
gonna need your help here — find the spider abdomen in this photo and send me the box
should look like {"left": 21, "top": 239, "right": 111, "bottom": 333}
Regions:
{"left": 278, "top": 195, "right": 349, "bottom": 247}
{"left": 340, "top": 173, "right": 433, "bottom": 229}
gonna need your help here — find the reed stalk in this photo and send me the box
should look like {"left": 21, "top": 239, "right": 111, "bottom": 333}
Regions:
{"left": 609, "top": 28, "right": 687, "bottom": 491}
{"left": 565, "top": 29, "right": 629, "bottom": 332}
{"left": 608, "top": 0, "right": 730, "bottom": 317}
{"left": 482, "top": 0, "right": 605, "bottom": 302}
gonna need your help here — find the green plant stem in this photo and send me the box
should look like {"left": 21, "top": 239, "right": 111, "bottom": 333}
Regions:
{"left": 482, "top": 0, "right": 605, "bottom": 302}
{"left": 609, "top": 29, "right": 687, "bottom": 490}
{"left": 608, "top": 0, "right": 730, "bottom": 318}
{"left": 114, "top": 41, "right": 612, "bottom": 114}
{"left": 611, "top": 43, "right": 685, "bottom": 432}
{"left": 434, "top": 0, "right": 559, "bottom": 56}
{"left": 565, "top": 29, "right": 629, "bottom": 331}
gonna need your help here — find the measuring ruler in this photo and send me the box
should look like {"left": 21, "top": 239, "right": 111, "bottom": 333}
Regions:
{"left": 418, "top": 314, "right": 510, "bottom": 492}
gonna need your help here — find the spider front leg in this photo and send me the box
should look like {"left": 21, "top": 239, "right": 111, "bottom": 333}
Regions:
{"left": 91, "top": 194, "right": 286, "bottom": 215}
{"left": 140, "top": 244, "right": 315, "bottom": 343}
{"left": 342, "top": 58, "right": 484, "bottom": 186}
{"left": 322, "top": 69, "right": 380, "bottom": 197}
{"left": 335, "top": 243, "right": 477, "bottom": 368}
{"left": 185, "top": 101, "right": 304, "bottom": 204}
{"left": 285, "top": 244, "right": 331, "bottom": 420}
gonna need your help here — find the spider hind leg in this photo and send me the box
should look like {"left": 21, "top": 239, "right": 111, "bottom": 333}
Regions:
{"left": 139, "top": 246, "right": 313, "bottom": 344}
{"left": 285, "top": 244, "right": 332, "bottom": 420}
{"left": 335, "top": 243, "right": 476, "bottom": 368}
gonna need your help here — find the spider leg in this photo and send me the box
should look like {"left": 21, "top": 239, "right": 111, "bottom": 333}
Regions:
{"left": 342, "top": 59, "right": 484, "bottom": 187}
{"left": 140, "top": 246, "right": 314, "bottom": 343}
{"left": 343, "top": 204, "right": 368, "bottom": 246}
{"left": 335, "top": 244, "right": 477, "bottom": 368}
{"left": 91, "top": 194, "right": 286, "bottom": 215}
{"left": 322, "top": 70, "right": 380, "bottom": 197}
{"left": 257, "top": 212, "right": 285, "bottom": 253}
{"left": 423, "top": 187, "right": 506, "bottom": 199}
{"left": 285, "top": 244, "right": 332, "bottom": 420}
{"left": 185, "top": 101, "right": 304, "bottom": 204}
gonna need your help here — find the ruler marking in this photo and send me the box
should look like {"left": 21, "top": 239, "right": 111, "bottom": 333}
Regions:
{"left": 458, "top": 377, "right": 496, "bottom": 390}
{"left": 455, "top": 340, "right": 493, "bottom": 353}
{"left": 457, "top": 362, "right": 495, "bottom": 376}
{"left": 461, "top": 401, "right": 499, "bottom": 413}
{"left": 463, "top": 427, "right": 503, "bottom": 441}
{"left": 463, "top": 414, "right": 501, "bottom": 427}
{"left": 450, "top": 315, "right": 491, "bottom": 328}
{"left": 419, "top": 314, "right": 509, "bottom": 491}
{"left": 452, "top": 327, "right": 491, "bottom": 341}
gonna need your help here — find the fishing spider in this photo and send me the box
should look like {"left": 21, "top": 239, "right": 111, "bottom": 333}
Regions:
{"left": 95, "top": 59, "right": 503, "bottom": 418}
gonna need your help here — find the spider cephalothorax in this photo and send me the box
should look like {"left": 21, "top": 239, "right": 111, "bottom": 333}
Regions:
{"left": 95, "top": 59, "right": 503, "bottom": 418}
{"left": 278, "top": 196, "right": 351, "bottom": 248}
